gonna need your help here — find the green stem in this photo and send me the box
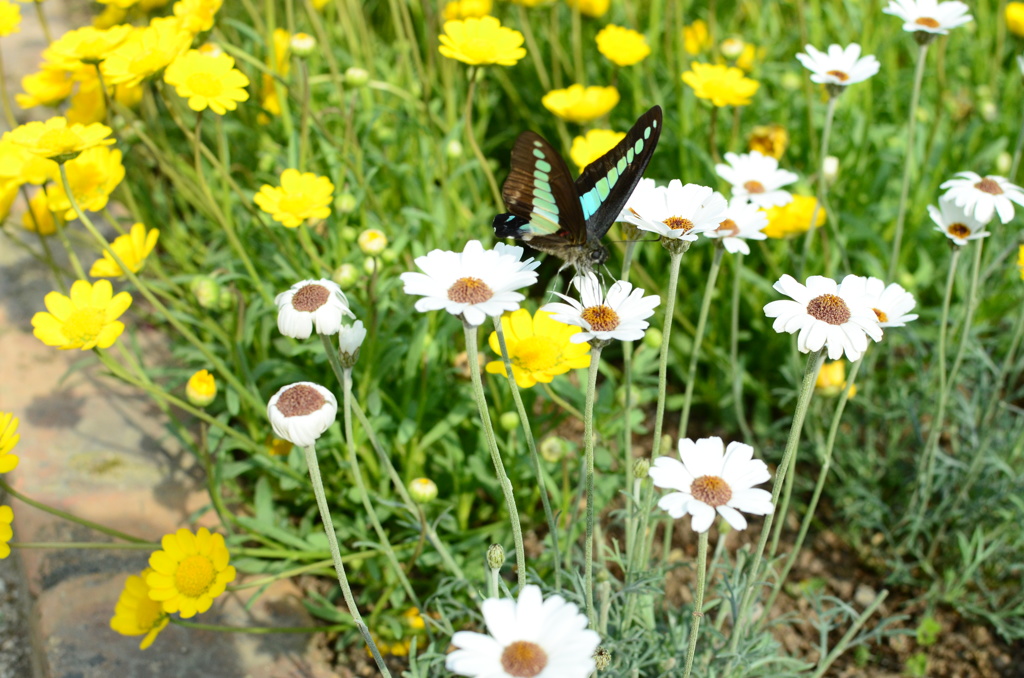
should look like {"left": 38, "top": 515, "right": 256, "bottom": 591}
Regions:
{"left": 228, "top": 559, "right": 334, "bottom": 591}
{"left": 171, "top": 618, "right": 350, "bottom": 634}
{"left": 799, "top": 95, "right": 838, "bottom": 277}
{"left": 542, "top": 382, "right": 584, "bottom": 420}
{"left": 0, "top": 479, "right": 148, "bottom": 543}
{"left": 33, "top": 1, "right": 52, "bottom": 44}
{"left": 570, "top": 2, "right": 584, "bottom": 86}
{"left": 516, "top": 5, "right": 552, "bottom": 92}
{"left": 708, "top": 106, "right": 720, "bottom": 163}
{"left": 583, "top": 344, "right": 603, "bottom": 629}
{"left": 463, "top": 69, "right": 503, "bottom": 210}
{"left": 809, "top": 591, "right": 889, "bottom": 678}
{"left": 0, "top": 44, "right": 16, "bottom": 128}
{"left": 10, "top": 541, "right": 156, "bottom": 549}
{"left": 730, "top": 252, "right": 754, "bottom": 442}
{"left": 297, "top": 59, "right": 311, "bottom": 171}
{"left": 1011, "top": 101, "right": 1024, "bottom": 183}
{"left": 679, "top": 242, "right": 725, "bottom": 439}
{"left": 463, "top": 320, "right": 526, "bottom": 590}
{"left": 302, "top": 444, "right": 391, "bottom": 676}
{"left": 620, "top": 239, "right": 638, "bottom": 556}
{"left": 887, "top": 42, "right": 929, "bottom": 282}
{"left": 682, "top": 531, "right": 709, "bottom": 678}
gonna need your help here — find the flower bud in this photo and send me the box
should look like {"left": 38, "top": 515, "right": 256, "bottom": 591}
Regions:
{"left": 486, "top": 544, "right": 505, "bottom": 570}
{"left": 186, "top": 369, "right": 217, "bottom": 407}
{"left": 720, "top": 37, "right": 745, "bottom": 59}
{"left": 446, "top": 139, "right": 463, "bottom": 159}
{"left": 594, "top": 647, "right": 611, "bottom": 671}
{"left": 499, "top": 411, "right": 519, "bottom": 431}
{"left": 331, "top": 263, "right": 359, "bottom": 289}
{"left": 363, "top": 257, "right": 378, "bottom": 275}
{"left": 337, "top": 193, "right": 358, "bottom": 214}
{"left": 540, "top": 435, "right": 572, "bottom": 463}
{"left": 381, "top": 249, "right": 398, "bottom": 263}
{"left": 267, "top": 382, "right": 338, "bottom": 448}
{"left": 632, "top": 457, "right": 650, "bottom": 479}
{"left": 338, "top": 320, "right": 367, "bottom": 368}
{"left": 780, "top": 71, "right": 802, "bottom": 91}
{"left": 358, "top": 228, "right": 388, "bottom": 256}
{"left": 190, "top": 275, "right": 222, "bottom": 309}
{"left": 289, "top": 32, "right": 316, "bottom": 56}
{"left": 197, "top": 43, "right": 223, "bottom": 58}
{"left": 409, "top": 477, "right": 438, "bottom": 504}
{"left": 344, "top": 66, "right": 370, "bottom": 87}
{"left": 642, "top": 326, "right": 663, "bottom": 350}
{"left": 340, "top": 225, "right": 359, "bottom": 241}
{"left": 997, "top": 151, "right": 1013, "bottom": 176}
{"left": 823, "top": 155, "right": 839, "bottom": 184}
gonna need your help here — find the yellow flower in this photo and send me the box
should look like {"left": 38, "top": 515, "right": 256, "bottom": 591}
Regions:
{"left": 565, "top": 0, "right": 608, "bottom": 18}
{"left": 1008, "top": 2, "right": 1024, "bottom": 37}
{"left": 89, "top": 222, "right": 159, "bottom": 278}
{"left": 0, "top": 1, "right": 21, "bottom": 37}
{"left": 266, "top": 437, "right": 293, "bottom": 456}
{"left": 102, "top": 19, "right": 192, "bottom": 87}
{"left": 311, "top": 0, "right": 328, "bottom": 8}
{"left": 185, "top": 369, "right": 217, "bottom": 407}
{"left": 595, "top": 24, "right": 649, "bottom": 66}
{"left": 485, "top": 308, "right": 591, "bottom": 388}
{"left": 93, "top": 5, "right": 128, "bottom": 29}
{"left": 748, "top": 123, "right": 788, "bottom": 159}
{"left": 65, "top": 77, "right": 107, "bottom": 125}
{"left": 683, "top": 19, "right": 711, "bottom": 55}
{"left": 98, "top": 0, "right": 142, "bottom": 8}
{"left": 0, "top": 138, "right": 55, "bottom": 185}
{"left": 164, "top": 50, "right": 250, "bottom": 115}
{"left": 570, "top": 129, "right": 624, "bottom": 172}
{"left": 0, "top": 412, "right": 19, "bottom": 473}
{"left": 7, "top": 117, "right": 114, "bottom": 162}
{"left": 543, "top": 84, "right": 619, "bottom": 124}
{"left": 439, "top": 16, "right": 526, "bottom": 66}
{"left": 271, "top": 26, "right": 290, "bottom": 74}
{"left": 258, "top": 28, "right": 290, "bottom": 120}
{"left": 682, "top": 62, "right": 759, "bottom": 107}
{"left": 1018, "top": 245, "right": 1024, "bottom": 280}
{"left": 172, "top": 0, "right": 223, "bottom": 34}
{"left": 0, "top": 506, "right": 12, "bottom": 560}
{"left": 509, "top": 0, "right": 552, "bottom": 5}
{"left": 403, "top": 607, "right": 427, "bottom": 631}
{"left": 816, "top": 360, "right": 856, "bottom": 397}
{"left": 110, "top": 568, "right": 170, "bottom": 650}
{"left": 254, "top": 168, "right": 334, "bottom": 228}
{"left": 44, "top": 25, "right": 132, "bottom": 68}
{"left": 736, "top": 43, "right": 763, "bottom": 72}
{"left": 32, "top": 279, "right": 132, "bottom": 350}
{"left": 762, "top": 195, "right": 825, "bottom": 239}
{"left": 146, "top": 527, "right": 236, "bottom": 618}
{"left": 47, "top": 146, "right": 125, "bottom": 219}
{"left": 22, "top": 188, "right": 62, "bottom": 235}
{"left": 16, "top": 67, "right": 74, "bottom": 108}
{"left": 0, "top": 180, "right": 17, "bottom": 223}
{"left": 442, "top": 0, "right": 492, "bottom": 20}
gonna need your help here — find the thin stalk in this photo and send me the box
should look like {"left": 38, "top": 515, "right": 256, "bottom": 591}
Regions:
{"left": 682, "top": 531, "right": 710, "bottom": 678}
{"left": 708, "top": 106, "right": 720, "bottom": 163}
{"left": 620, "top": 238, "right": 639, "bottom": 555}
{"left": 887, "top": 42, "right": 930, "bottom": 282}
{"left": 542, "top": 382, "right": 584, "bottom": 420}
{"left": 570, "top": 2, "right": 584, "bottom": 85}
{"left": 679, "top": 242, "right": 725, "bottom": 439}
{"left": 9, "top": 541, "right": 156, "bottom": 550}
{"left": 0, "top": 479, "right": 147, "bottom": 544}
{"left": 297, "top": 59, "right": 311, "bottom": 170}
{"left": 1011, "top": 104, "right": 1024, "bottom": 182}
{"left": 464, "top": 69, "right": 502, "bottom": 209}
{"left": 463, "top": 320, "right": 527, "bottom": 590}
{"left": 171, "top": 618, "right": 350, "bottom": 634}
{"left": 730, "top": 252, "right": 754, "bottom": 442}
{"left": 583, "top": 345, "right": 604, "bottom": 629}
{"left": 0, "top": 44, "right": 16, "bottom": 128}
{"left": 799, "top": 95, "right": 839, "bottom": 276}
{"left": 517, "top": 5, "right": 552, "bottom": 92}
{"left": 228, "top": 559, "right": 334, "bottom": 591}
{"left": 302, "top": 444, "right": 391, "bottom": 677}
{"left": 33, "top": 1, "right": 52, "bottom": 44}
{"left": 809, "top": 591, "right": 889, "bottom": 678}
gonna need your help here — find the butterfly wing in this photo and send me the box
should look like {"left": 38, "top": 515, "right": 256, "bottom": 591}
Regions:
{"left": 493, "top": 131, "right": 588, "bottom": 255}
{"left": 575, "top": 105, "right": 663, "bottom": 242}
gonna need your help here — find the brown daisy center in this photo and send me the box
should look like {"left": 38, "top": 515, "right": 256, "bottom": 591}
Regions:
{"left": 690, "top": 475, "right": 733, "bottom": 507}
{"left": 291, "top": 283, "right": 330, "bottom": 312}
{"left": 914, "top": 17, "right": 940, "bottom": 28}
{"left": 975, "top": 178, "right": 1003, "bottom": 195}
{"left": 743, "top": 180, "right": 766, "bottom": 194}
{"left": 501, "top": 641, "right": 548, "bottom": 677}
{"left": 947, "top": 222, "right": 971, "bottom": 239}
{"left": 873, "top": 308, "right": 888, "bottom": 323}
{"left": 276, "top": 384, "right": 326, "bottom": 417}
{"left": 826, "top": 70, "right": 849, "bottom": 82}
{"left": 581, "top": 305, "right": 620, "bottom": 332}
{"left": 717, "top": 218, "right": 740, "bottom": 236}
{"left": 447, "top": 277, "right": 493, "bottom": 304}
{"left": 663, "top": 216, "right": 695, "bottom": 231}
{"left": 806, "top": 293, "right": 852, "bottom": 325}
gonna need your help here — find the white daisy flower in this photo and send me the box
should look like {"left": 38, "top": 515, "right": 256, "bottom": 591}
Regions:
{"left": 883, "top": 0, "right": 972, "bottom": 35}
{"left": 1017, "top": 54, "right": 1024, "bottom": 76}
{"left": 267, "top": 382, "right": 337, "bottom": 448}
{"left": 704, "top": 198, "right": 768, "bottom": 255}
{"left": 337, "top": 320, "right": 367, "bottom": 368}
{"left": 619, "top": 179, "right": 727, "bottom": 242}
{"left": 542, "top": 272, "right": 660, "bottom": 345}
{"left": 714, "top": 151, "right": 799, "bottom": 208}
{"left": 796, "top": 43, "right": 880, "bottom": 90}
{"left": 400, "top": 240, "right": 540, "bottom": 327}
{"left": 939, "top": 171, "right": 1024, "bottom": 224}
{"left": 446, "top": 584, "right": 600, "bottom": 678}
{"left": 763, "top": 274, "right": 883, "bottom": 361}
{"left": 275, "top": 279, "right": 354, "bottom": 339}
{"left": 928, "top": 196, "right": 990, "bottom": 246}
{"left": 838, "top": 276, "right": 919, "bottom": 328}
{"left": 649, "top": 436, "right": 774, "bottom": 533}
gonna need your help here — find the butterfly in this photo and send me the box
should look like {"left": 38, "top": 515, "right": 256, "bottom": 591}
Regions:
{"left": 492, "top": 105, "right": 663, "bottom": 272}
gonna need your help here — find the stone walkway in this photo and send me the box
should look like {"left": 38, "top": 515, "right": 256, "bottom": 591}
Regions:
{"left": 1, "top": 5, "right": 336, "bottom": 677}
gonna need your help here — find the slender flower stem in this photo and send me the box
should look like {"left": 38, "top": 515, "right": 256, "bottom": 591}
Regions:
{"left": 583, "top": 344, "right": 603, "bottom": 629}
{"left": 33, "top": 1, "right": 52, "bottom": 44}
{"left": 620, "top": 238, "right": 639, "bottom": 555}
{"left": 0, "top": 479, "right": 148, "bottom": 543}
{"left": 800, "top": 95, "right": 839, "bottom": 277}
{"left": 463, "top": 320, "right": 526, "bottom": 590}
{"left": 10, "top": 541, "right": 156, "bottom": 550}
{"left": 171, "top": 618, "right": 351, "bottom": 634}
{"left": 682, "top": 531, "right": 710, "bottom": 678}
{"left": 708, "top": 106, "right": 720, "bottom": 163}
{"left": 887, "top": 43, "right": 930, "bottom": 282}
{"left": 463, "top": 69, "right": 502, "bottom": 209}
{"left": 570, "top": 2, "right": 584, "bottom": 86}
{"left": 302, "top": 443, "right": 391, "bottom": 677}
{"left": 727, "top": 348, "right": 825, "bottom": 659}
{"left": 0, "top": 45, "right": 16, "bottom": 128}
{"left": 1012, "top": 105, "right": 1024, "bottom": 182}
{"left": 492, "top": 317, "right": 562, "bottom": 588}
{"left": 809, "top": 591, "right": 890, "bottom": 678}
{"left": 297, "top": 59, "right": 312, "bottom": 171}
{"left": 679, "top": 242, "right": 725, "bottom": 439}
{"left": 730, "top": 252, "right": 754, "bottom": 442}
{"left": 517, "top": 5, "right": 551, "bottom": 91}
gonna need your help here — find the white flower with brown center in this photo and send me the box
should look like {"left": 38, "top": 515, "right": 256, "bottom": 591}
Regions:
{"left": 883, "top": 0, "right": 972, "bottom": 35}
{"left": 796, "top": 43, "right": 880, "bottom": 91}
{"left": 839, "top": 275, "right": 919, "bottom": 328}
{"left": 266, "top": 382, "right": 337, "bottom": 447}
{"left": 400, "top": 240, "right": 539, "bottom": 326}
{"left": 763, "top": 274, "right": 882, "bottom": 361}
{"left": 619, "top": 179, "right": 727, "bottom": 242}
{"left": 928, "top": 196, "right": 990, "bottom": 246}
{"left": 542, "top": 272, "right": 660, "bottom": 345}
{"left": 714, "top": 151, "right": 799, "bottom": 208}
{"left": 446, "top": 584, "right": 600, "bottom": 678}
{"left": 939, "top": 171, "right": 1024, "bottom": 225}
{"left": 275, "top": 279, "right": 354, "bottom": 339}
{"left": 704, "top": 198, "right": 769, "bottom": 255}
{"left": 649, "top": 436, "right": 773, "bottom": 533}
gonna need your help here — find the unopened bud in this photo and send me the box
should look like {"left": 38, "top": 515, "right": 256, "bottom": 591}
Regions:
{"left": 594, "top": 647, "right": 611, "bottom": 671}
{"left": 190, "top": 275, "right": 221, "bottom": 309}
{"left": 633, "top": 458, "right": 650, "bottom": 479}
{"left": 363, "top": 257, "right": 378, "bottom": 275}
{"left": 996, "top": 151, "right": 1013, "bottom": 176}
{"left": 499, "top": 411, "right": 519, "bottom": 431}
{"left": 337, "top": 193, "right": 358, "bottom": 214}
{"left": 409, "top": 477, "right": 438, "bottom": 504}
{"left": 358, "top": 228, "right": 388, "bottom": 256}
{"left": 446, "top": 139, "right": 463, "bottom": 159}
{"left": 720, "top": 37, "right": 744, "bottom": 59}
{"left": 486, "top": 544, "right": 505, "bottom": 570}
{"left": 780, "top": 71, "right": 802, "bottom": 91}
{"left": 540, "top": 435, "right": 572, "bottom": 463}
{"left": 186, "top": 369, "right": 217, "bottom": 407}
{"left": 331, "top": 263, "right": 359, "bottom": 289}
{"left": 344, "top": 66, "right": 370, "bottom": 87}
{"left": 642, "top": 327, "right": 663, "bottom": 350}
{"left": 823, "top": 155, "right": 839, "bottom": 184}
{"left": 289, "top": 32, "right": 316, "bottom": 56}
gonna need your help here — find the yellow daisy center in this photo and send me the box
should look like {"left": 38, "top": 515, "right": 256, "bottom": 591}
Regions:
{"left": 501, "top": 640, "right": 548, "bottom": 677}
{"left": 581, "top": 305, "right": 619, "bottom": 331}
{"left": 806, "top": 293, "right": 852, "bottom": 325}
{"left": 185, "top": 72, "right": 224, "bottom": 98}
{"left": 511, "top": 336, "right": 561, "bottom": 372}
{"left": 63, "top": 308, "right": 106, "bottom": 345}
{"left": 690, "top": 475, "right": 732, "bottom": 506}
{"left": 174, "top": 554, "right": 216, "bottom": 598}
{"left": 914, "top": 17, "right": 940, "bottom": 28}
{"left": 947, "top": 222, "right": 970, "bottom": 239}
{"left": 663, "top": 216, "right": 694, "bottom": 232}
{"left": 447, "top": 277, "right": 493, "bottom": 304}
{"left": 826, "top": 70, "right": 849, "bottom": 82}
{"left": 743, "top": 180, "right": 765, "bottom": 194}
{"left": 974, "top": 178, "right": 1003, "bottom": 195}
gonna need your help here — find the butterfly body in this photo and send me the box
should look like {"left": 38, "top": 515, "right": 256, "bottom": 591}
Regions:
{"left": 492, "top": 105, "right": 663, "bottom": 272}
